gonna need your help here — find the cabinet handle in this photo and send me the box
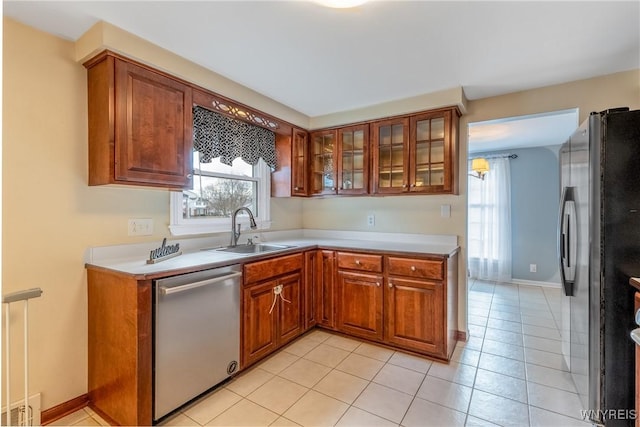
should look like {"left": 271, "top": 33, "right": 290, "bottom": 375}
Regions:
{"left": 411, "top": 266, "right": 416, "bottom": 271}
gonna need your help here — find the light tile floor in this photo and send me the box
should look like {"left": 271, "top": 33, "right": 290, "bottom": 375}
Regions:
{"left": 54, "top": 280, "right": 593, "bottom": 427}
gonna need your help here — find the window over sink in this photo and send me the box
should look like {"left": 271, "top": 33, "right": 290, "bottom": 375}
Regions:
{"left": 169, "top": 152, "right": 271, "bottom": 236}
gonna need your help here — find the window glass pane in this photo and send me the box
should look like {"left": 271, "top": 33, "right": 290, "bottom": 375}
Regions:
{"left": 185, "top": 175, "right": 256, "bottom": 219}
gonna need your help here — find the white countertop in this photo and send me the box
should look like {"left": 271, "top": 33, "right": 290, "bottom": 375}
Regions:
{"left": 85, "top": 230, "right": 459, "bottom": 279}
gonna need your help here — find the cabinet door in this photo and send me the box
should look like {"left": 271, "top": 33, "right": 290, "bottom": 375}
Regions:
{"left": 310, "top": 130, "right": 338, "bottom": 195}
{"left": 635, "top": 291, "right": 640, "bottom": 425}
{"left": 385, "top": 277, "right": 444, "bottom": 356}
{"left": 317, "top": 250, "right": 336, "bottom": 329}
{"left": 338, "top": 124, "right": 369, "bottom": 195}
{"left": 292, "top": 129, "right": 309, "bottom": 196}
{"left": 371, "top": 118, "right": 410, "bottom": 194}
{"left": 337, "top": 271, "right": 383, "bottom": 341}
{"left": 242, "top": 280, "right": 278, "bottom": 367}
{"left": 114, "top": 59, "right": 193, "bottom": 188}
{"left": 277, "top": 272, "right": 303, "bottom": 345}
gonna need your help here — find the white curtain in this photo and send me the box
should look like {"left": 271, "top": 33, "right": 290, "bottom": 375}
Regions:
{"left": 468, "top": 157, "right": 512, "bottom": 282}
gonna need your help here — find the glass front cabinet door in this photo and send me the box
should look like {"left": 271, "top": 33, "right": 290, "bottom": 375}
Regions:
{"left": 310, "top": 130, "right": 338, "bottom": 195}
{"left": 291, "top": 128, "right": 309, "bottom": 196}
{"left": 372, "top": 118, "right": 410, "bottom": 194}
{"left": 372, "top": 108, "right": 458, "bottom": 195}
{"left": 338, "top": 124, "right": 369, "bottom": 195}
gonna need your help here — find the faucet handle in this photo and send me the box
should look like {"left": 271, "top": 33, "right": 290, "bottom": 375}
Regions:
{"left": 247, "top": 237, "right": 254, "bottom": 245}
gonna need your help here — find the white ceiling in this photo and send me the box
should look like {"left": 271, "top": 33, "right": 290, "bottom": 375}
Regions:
{"left": 4, "top": 0, "right": 639, "bottom": 118}
{"left": 468, "top": 109, "right": 579, "bottom": 154}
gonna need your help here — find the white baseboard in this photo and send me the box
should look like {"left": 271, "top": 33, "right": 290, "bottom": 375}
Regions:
{"left": 511, "top": 278, "right": 561, "bottom": 289}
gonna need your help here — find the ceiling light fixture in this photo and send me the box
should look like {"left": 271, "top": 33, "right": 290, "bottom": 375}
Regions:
{"left": 469, "top": 158, "right": 490, "bottom": 180}
{"left": 314, "top": 0, "right": 368, "bottom": 8}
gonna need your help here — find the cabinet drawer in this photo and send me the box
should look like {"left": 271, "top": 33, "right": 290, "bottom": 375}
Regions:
{"left": 337, "top": 252, "right": 383, "bottom": 273}
{"left": 387, "top": 257, "right": 443, "bottom": 280}
{"left": 244, "top": 253, "right": 303, "bottom": 284}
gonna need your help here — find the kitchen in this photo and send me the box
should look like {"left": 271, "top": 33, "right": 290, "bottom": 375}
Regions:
{"left": 2, "top": 1, "right": 640, "bottom": 426}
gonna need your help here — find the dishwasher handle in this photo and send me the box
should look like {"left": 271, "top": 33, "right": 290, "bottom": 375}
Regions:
{"left": 160, "top": 271, "right": 242, "bottom": 296}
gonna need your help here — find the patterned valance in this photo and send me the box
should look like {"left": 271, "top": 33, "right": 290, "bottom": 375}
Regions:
{"left": 193, "top": 106, "right": 277, "bottom": 170}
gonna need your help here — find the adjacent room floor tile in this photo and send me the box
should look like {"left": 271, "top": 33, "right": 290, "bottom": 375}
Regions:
{"left": 468, "top": 389, "right": 530, "bottom": 427}
{"left": 525, "top": 363, "right": 578, "bottom": 393}
{"left": 524, "top": 348, "right": 568, "bottom": 371}
{"left": 464, "top": 415, "right": 501, "bottom": 426}
{"left": 527, "top": 382, "right": 585, "bottom": 420}
{"left": 427, "top": 360, "right": 477, "bottom": 387}
{"left": 523, "top": 335, "right": 562, "bottom": 354}
{"left": 528, "top": 406, "right": 591, "bottom": 427}
{"left": 478, "top": 352, "right": 526, "bottom": 379}
{"left": 474, "top": 369, "right": 528, "bottom": 403}
{"left": 482, "top": 338, "right": 525, "bottom": 361}
{"left": 451, "top": 346, "right": 481, "bottom": 367}
{"left": 486, "top": 317, "right": 522, "bottom": 333}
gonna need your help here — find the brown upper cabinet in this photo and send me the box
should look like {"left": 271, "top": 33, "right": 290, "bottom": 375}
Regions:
{"left": 337, "top": 124, "right": 369, "bottom": 195}
{"left": 372, "top": 107, "right": 459, "bottom": 195}
{"left": 310, "top": 129, "right": 338, "bottom": 195}
{"left": 85, "top": 52, "right": 194, "bottom": 189}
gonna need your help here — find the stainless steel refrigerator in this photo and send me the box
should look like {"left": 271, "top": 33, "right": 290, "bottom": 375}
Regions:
{"left": 559, "top": 108, "right": 640, "bottom": 426}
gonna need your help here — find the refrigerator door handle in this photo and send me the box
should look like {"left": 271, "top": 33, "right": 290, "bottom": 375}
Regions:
{"left": 558, "top": 186, "right": 575, "bottom": 296}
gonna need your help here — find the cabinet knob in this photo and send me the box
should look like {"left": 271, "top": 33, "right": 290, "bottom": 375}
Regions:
{"left": 411, "top": 184, "right": 416, "bottom": 188}
{"left": 388, "top": 282, "right": 393, "bottom": 288}
{"left": 187, "top": 173, "right": 193, "bottom": 179}
{"left": 355, "top": 260, "right": 361, "bottom": 266}
{"left": 411, "top": 266, "right": 416, "bottom": 271}
{"left": 294, "top": 186, "right": 299, "bottom": 191}
{"left": 402, "top": 184, "right": 408, "bottom": 188}
{"left": 332, "top": 187, "right": 336, "bottom": 191}
{"left": 376, "top": 282, "right": 381, "bottom": 287}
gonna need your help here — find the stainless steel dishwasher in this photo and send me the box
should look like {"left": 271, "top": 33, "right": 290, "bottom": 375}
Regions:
{"left": 154, "top": 264, "right": 241, "bottom": 421}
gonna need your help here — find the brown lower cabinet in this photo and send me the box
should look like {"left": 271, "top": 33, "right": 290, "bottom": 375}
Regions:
{"left": 86, "top": 247, "right": 458, "bottom": 426}
{"left": 242, "top": 254, "right": 304, "bottom": 368}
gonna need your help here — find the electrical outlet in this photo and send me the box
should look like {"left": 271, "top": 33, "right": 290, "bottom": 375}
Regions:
{"left": 530, "top": 264, "right": 537, "bottom": 273}
{"left": 367, "top": 214, "right": 375, "bottom": 227}
{"left": 128, "top": 218, "right": 154, "bottom": 236}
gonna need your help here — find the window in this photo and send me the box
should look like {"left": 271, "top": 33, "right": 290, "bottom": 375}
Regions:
{"left": 169, "top": 151, "right": 271, "bottom": 236}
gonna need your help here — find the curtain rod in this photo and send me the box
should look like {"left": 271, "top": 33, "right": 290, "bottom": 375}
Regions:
{"left": 470, "top": 153, "right": 518, "bottom": 160}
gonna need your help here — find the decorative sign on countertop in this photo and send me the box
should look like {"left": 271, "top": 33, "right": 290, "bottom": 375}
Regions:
{"left": 147, "top": 238, "right": 182, "bottom": 264}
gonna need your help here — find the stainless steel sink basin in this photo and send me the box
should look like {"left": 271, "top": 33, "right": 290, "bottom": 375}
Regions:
{"left": 215, "top": 244, "right": 294, "bottom": 255}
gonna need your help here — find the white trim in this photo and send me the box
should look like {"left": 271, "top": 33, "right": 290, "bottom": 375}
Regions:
{"left": 510, "top": 278, "right": 561, "bottom": 289}
{"left": 169, "top": 159, "right": 271, "bottom": 236}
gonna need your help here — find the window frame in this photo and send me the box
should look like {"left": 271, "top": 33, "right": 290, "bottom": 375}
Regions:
{"left": 169, "top": 158, "right": 271, "bottom": 236}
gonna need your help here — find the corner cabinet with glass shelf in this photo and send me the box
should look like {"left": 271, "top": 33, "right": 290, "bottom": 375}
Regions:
{"left": 372, "top": 107, "right": 460, "bottom": 195}
{"left": 310, "top": 130, "right": 338, "bottom": 195}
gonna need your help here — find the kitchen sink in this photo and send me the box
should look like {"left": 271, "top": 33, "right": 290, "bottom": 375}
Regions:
{"left": 215, "top": 244, "right": 294, "bottom": 255}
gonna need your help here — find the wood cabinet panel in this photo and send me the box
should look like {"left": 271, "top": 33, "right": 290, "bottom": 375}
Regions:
{"left": 337, "top": 271, "right": 383, "bottom": 340}
{"left": 304, "top": 251, "right": 319, "bottom": 330}
{"left": 292, "top": 129, "right": 310, "bottom": 196}
{"left": 385, "top": 277, "right": 444, "bottom": 356}
{"left": 371, "top": 117, "right": 410, "bottom": 194}
{"left": 242, "top": 280, "right": 279, "bottom": 367}
{"left": 244, "top": 253, "right": 303, "bottom": 284}
{"left": 387, "top": 257, "right": 443, "bottom": 280}
{"left": 86, "top": 53, "right": 193, "bottom": 189}
{"left": 337, "top": 124, "right": 369, "bottom": 195}
{"left": 277, "top": 273, "right": 303, "bottom": 344}
{"left": 310, "top": 130, "right": 338, "bottom": 195}
{"left": 337, "top": 252, "right": 383, "bottom": 273}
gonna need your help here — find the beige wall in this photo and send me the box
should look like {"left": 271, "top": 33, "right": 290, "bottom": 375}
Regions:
{"left": 1, "top": 18, "right": 303, "bottom": 410}
{"left": 4, "top": 15, "right": 640, "bottom": 413}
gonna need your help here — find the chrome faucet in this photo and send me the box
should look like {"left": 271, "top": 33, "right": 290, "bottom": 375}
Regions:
{"left": 230, "top": 207, "right": 257, "bottom": 246}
